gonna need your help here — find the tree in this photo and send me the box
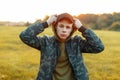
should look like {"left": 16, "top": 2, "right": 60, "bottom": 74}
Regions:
{"left": 108, "top": 21, "right": 120, "bottom": 31}
{"left": 25, "top": 21, "right": 31, "bottom": 26}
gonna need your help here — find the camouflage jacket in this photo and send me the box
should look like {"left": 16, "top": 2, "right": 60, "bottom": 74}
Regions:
{"left": 19, "top": 22, "right": 104, "bottom": 80}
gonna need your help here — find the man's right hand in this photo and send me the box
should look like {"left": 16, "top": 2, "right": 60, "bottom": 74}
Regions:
{"left": 47, "top": 15, "right": 57, "bottom": 26}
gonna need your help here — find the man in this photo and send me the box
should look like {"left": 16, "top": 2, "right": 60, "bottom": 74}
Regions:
{"left": 19, "top": 13, "right": 104, "bottom": 80}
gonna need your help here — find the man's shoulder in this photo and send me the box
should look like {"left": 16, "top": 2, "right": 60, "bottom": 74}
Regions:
{"left": 40, "top": 35, "right": 55, "bottom": 42}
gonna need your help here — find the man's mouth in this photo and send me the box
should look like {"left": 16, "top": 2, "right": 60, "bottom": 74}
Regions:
{"left": 60, "top": 34, "right": 67, "bottom": 37}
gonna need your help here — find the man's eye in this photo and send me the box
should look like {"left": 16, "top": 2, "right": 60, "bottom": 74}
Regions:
{"left": 59, "top": 24, "right": 64, "bottom": 28}
{"left": 66, "top": 26, "right": 70, "bottom": 29}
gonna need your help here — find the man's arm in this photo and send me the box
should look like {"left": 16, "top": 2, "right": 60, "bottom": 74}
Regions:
{"left": 74, "top": 18, "right": 104, "bottom": 53}
{"left": 19, "top": 15, "right": 57, "bottom": 50}
{"left": 78, "top": 27, "right": 104, "bottom": 53}
{"left": 19, "top": 22, "right": 48, "bottom": 50}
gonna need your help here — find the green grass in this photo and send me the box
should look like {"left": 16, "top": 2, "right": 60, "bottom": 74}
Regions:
{"left": 0, "top": 26, "right": 120, "bottom": 80}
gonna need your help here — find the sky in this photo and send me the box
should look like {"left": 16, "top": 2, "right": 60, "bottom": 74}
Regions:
{"left": 0, "top": 0, "right": 120, "bottom": 22}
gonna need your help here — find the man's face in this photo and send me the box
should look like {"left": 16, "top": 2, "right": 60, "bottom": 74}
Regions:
{"left": 56, "top": 20, "right": 73, "bottom": 41}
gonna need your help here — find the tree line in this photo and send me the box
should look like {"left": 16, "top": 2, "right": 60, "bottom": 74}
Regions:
{"left": 76, "top": 12, "right": 120, "bottom": 31}
{"left": 39, "top": 12, "right": 120, "bottom": 31}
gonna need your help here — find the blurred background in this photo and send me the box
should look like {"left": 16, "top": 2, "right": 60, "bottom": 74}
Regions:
{"left": 0, "top": 0, "right": 120, "bottom": 80}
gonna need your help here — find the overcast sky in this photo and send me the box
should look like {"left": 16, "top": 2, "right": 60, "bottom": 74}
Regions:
{"left": 0, "top": 0, "right": 120, "bottom": 22}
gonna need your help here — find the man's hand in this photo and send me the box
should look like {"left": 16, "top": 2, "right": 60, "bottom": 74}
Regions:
{"left": 47, "top": 15, "right": 57, "bottom": 26}
{"left": 74, "top": 18, "right": 82, "bottom": 29}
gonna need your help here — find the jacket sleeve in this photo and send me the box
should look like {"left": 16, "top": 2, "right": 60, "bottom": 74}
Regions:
{"left": 19, "top": 22, "right": 48, "bottom": 50}
{"left": 78, "top": 27, "right": 104, "bottom": 53}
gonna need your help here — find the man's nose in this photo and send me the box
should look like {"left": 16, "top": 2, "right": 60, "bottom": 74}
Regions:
{"left": 62, "top": 27, "right": 67, "bottom": 33}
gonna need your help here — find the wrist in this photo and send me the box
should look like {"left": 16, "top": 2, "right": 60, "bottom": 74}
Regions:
{"left": 77, "top": 25, "right": 82, "bottom": 29}
{"left": 78, "top": 26, "right": 86, "bottom": 33}
{"left": 42, "top": 22, "right": 49, "bottom": 28}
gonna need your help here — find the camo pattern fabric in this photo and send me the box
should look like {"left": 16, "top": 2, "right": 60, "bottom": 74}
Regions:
{"left": 19, "top": 22, "right": 104, "bottom": 80}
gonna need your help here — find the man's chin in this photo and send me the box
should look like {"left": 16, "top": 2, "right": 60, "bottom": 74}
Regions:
{"left": 60, "top": 37, "right": 66, "bottom": 41}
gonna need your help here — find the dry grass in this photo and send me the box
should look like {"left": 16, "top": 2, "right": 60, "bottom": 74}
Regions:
{"left": 0, "top": 26, "right": 120, "bottom": 80}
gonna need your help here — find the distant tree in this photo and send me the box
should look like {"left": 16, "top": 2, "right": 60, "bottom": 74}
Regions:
{"left": 77, "top": 14, "right": 98, "bottom": 29}
{"left": 108, "top": 21, "right": 120, "bottom": 31}
{"left": 97, "top": 14, "right": 108, "bottom": 29}
{"left": 25, "top": 21, "right": 31, "bottom": 26}
{"left": 42, "top": 15, "right": 49, "bottom": 22}
{"left": 77, "top": 14, "right": 98, "bottom": 23}
{"left": 113, "top": 12, "right": 120, "bottom": 22}
{"left": 35, "top": 19, "right": 42, "bottom": 23}
{"left": 35, "top": 15, "right": 49, "bottom": 23}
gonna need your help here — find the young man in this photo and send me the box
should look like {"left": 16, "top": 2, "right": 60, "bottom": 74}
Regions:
{"left": 19, "top": 13, "right": 104, "bottom": 80}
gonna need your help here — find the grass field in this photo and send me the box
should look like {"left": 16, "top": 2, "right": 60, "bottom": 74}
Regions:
{"left": 0, "top": 26, "right": 120, "bottom": 80}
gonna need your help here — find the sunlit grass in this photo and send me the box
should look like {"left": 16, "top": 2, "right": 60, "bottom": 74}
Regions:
{"left": 0, "top": 26, "right": 120, "bottom": 80}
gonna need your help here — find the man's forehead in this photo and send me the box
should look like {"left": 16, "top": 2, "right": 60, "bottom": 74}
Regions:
{"left": 58, "top": 21, "right": 73, "bottom": 26}
{"left": 58, "top": 19, "right": 73, "bottom": 23}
